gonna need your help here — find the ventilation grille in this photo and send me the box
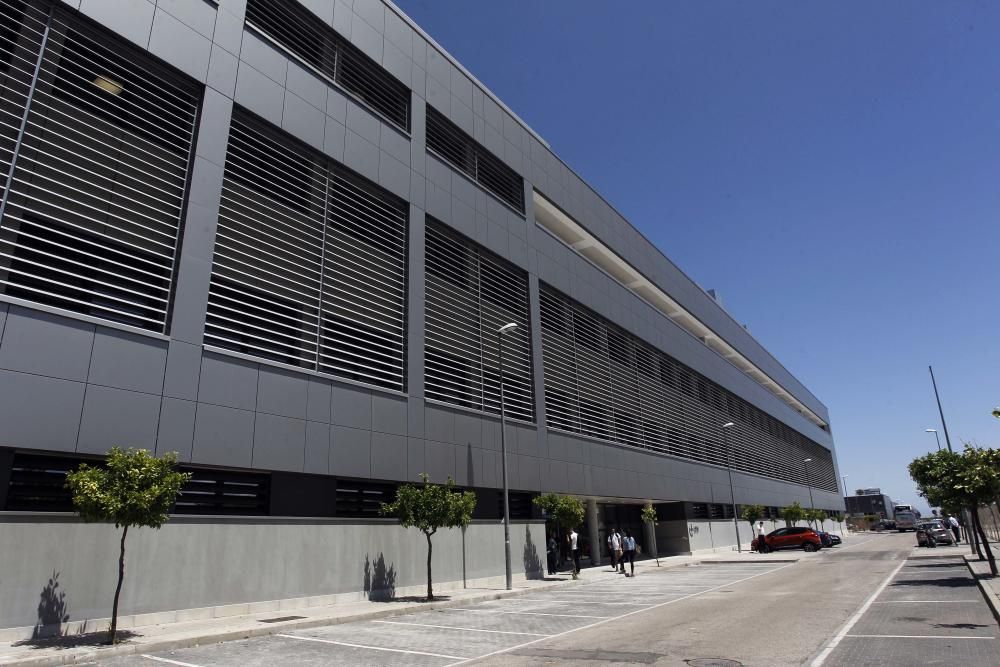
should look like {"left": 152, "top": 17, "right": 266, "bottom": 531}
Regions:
{"left": 206, "top": 109, "right": 408, "bottom": 392}
{"left": 424, "top": 219, "right": 533, "bottom": 421}
{"left": 174, "top": 468, "right": 270, "bottom": 515}
{"left": 539, "top": 284, "right": 838, "bottom": 492}
{"left": 426, "top": 105, "right": 524, "bottom": 213}
{"left": 245, "top": 0, "right": 409, "bottom": 132}
{"left": 3, "top": 452, "right": 80, "bottom": 511}
{"left": 3, "top": 453, "right": 270, "bottom": 516}
{"left": 335, "top": 479, "right": 398, "bottom": 518}
{"left": 0, "top": 1, "right": 201, "bottom": 333}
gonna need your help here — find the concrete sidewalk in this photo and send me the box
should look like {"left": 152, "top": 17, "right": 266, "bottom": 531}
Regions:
{"left": 0, "top": 550, "right": 795, "bottom": 666}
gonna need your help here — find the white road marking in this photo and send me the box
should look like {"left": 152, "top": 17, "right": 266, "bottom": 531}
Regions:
{"left": 845, "top": 634, "right": 995, "bottom": 640}
{"left": 140, "top": 656, "right": 206, "bottom": 667}
{"left": 809, "top": 559, "right": 908, "bottom": 666}
{"left": 276, "top": 633, "right": 466, "bottom": 660}
{"left": 443, "top": 562, "right": 794, "bottom": 667}
{"left": 443, "top": 608, "right": 607, "bottom": 619}
{"left": 872, "top": 599, "right": 981, "bottom": 604}
{"left": 373, "top": 620, "right": 550, "bottom": 636}
{"left": 516, "top": 599, "right": 653, "bottom": 605}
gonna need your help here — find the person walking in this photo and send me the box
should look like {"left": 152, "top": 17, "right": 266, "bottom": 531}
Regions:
{"left": 608, "top": 529, "right": 621, "bottom": 571}
{"left": 546, "top": 532, "right": 558, "bottom": 575}
{"left": 948, "top": 515, "right": 961, "bottom": 543}
{"left": 567, "top": 528, "right": 580, "bottom": 575}
{"left": 623, "top": 530, "right": 637, "bottom": 576}
{"left": 615, "top": 529, "right": 626, "bottom": 573}
{"left": 757, "top": 520, "right": 769, "bottom": 553}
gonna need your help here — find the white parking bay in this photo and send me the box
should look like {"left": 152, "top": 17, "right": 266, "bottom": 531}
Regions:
{"left": 103, "top": 563, "right": 789, "bottom": 667}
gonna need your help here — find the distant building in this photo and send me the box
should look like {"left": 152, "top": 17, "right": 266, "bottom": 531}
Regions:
{"left": 845, "top": 489, "right": 895, "bottom": 518}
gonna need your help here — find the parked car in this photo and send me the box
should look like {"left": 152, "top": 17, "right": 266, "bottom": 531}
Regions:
{"left": 816, "top": 531, "right": 842, "bottom": 547}
{"left": 916, "top": 520, "right": 955, "bottom": 547}
{"left": 752, "top": 526, "right": 823, "bottom": 552}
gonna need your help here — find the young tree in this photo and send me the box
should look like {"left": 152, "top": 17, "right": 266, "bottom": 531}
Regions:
{"left": 641, "top": 503, "right": 660, "bottom": 566}
{"left": 740, "top": 504, "right": 765, "bottom": 545}
{"left": 380, "top": 474, "right": 476, "bottom": 600}
{"left": 833, "top": 513, "right": 845, "bottom": 536}
{"left": 65, "top": 448, "right": 190, "bottom": 643}
{"left": 781, "top": 502, "right": 805, "bottom": 526}
{"left": 533, "top": 493, "right": 586, "bottom": 578}
{"left": 805, "top": 508, "right": 827, "bottom": 531}
{"left": 909, "top": 447, "right": 999, "bottom": 574}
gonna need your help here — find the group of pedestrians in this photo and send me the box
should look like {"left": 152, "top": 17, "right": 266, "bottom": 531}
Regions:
{"left": 546, "top": 529, "right": 581, "bottom": 576}
{"left": 607, "top": 527, "right": 637, "bottom": 576}
{"left": 543, "top": 527, "right": 639, "bottom": 577}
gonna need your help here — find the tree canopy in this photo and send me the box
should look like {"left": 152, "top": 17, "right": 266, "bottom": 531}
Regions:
{"left": 533, "top": 492, "right": 585, "bottom": 531}
{"left": 780, "top": 501, "right": 805, "bottom": 525}
{"left": 909, "top": 446, "right": 999, "bottom": 575}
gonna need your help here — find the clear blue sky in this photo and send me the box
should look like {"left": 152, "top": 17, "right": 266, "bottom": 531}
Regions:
{"left": 395, "top": 0, "right": 1000, "bottom": 513}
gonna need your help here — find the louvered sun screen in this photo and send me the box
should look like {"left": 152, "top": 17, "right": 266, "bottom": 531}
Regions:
{"left": 244, "top": 0, "right": 409, "bottom": 133}
{"left": 424, "top": 219, "right": 534, "bottom": 422}
{"left": 538, "top": 283, "right": 838, "bottom": 492}
{"left": 425, "top": 105, "right": 524, "bottom": 214}
{"left": 0, "top": 1, "right": 201, "bottom": 333}
{"left": 206, "top": 108, "right": 408, "bottom": 392}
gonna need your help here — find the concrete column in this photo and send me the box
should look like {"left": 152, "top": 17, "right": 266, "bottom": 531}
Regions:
{"left": 586, "top": 498, "right": 600, "bottom": 567}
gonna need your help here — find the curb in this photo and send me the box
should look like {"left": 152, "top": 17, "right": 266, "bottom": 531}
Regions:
{"left": 2, "top": 558, "right": 701, "bottom": 667}
{"left": 964, "top": 555, "right": 1000, "bottom": 626}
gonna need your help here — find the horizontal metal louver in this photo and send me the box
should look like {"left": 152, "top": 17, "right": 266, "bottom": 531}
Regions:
{"left": 539, "top": 284, "right": 837, "bottom": 492}
{"left": 244, "top": 0, "right": 409, "bottom": 132}
{"left": 425, "top": 105, "right": 524, "bottom": 213}
{"left": 206, "top": 108, "right": 408, "bottom": 392}
{"left": 424, "top": 219, "right": 534, "bottom": 422}
{"left": 0, "top": 1, "right": 201, "bottom": 333}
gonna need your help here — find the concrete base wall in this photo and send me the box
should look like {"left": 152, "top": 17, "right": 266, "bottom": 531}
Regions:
{"left": 653, "top": 518, "right": 847, "bottom": 556}
{"left": 0, "top": 514, "right": 546, "bottom": 638}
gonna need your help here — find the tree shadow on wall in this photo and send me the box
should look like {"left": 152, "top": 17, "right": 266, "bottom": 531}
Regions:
{"left": 523, "top": 525, "right": 543, "bottom": 580}
{"left": 363, "top": 553, "right": 397, "bottom": 601}
{"left": 14, "top": 572, "right": 137, "bottom": 649}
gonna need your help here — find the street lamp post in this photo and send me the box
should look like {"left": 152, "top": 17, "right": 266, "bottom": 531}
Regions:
{"left": 925, "top": 428, "right": 942, "bottom": 451}
{"left": 497, "top": 322, "right": 517, "bottom": 591}
{"left": 721, "top": 422, "right": 740, "bottom": 552}
{"left": 803, "top": 458, "right": 815, "bottom": 509}
{"left": 841, "top": 474, "right": 849, "bottom": 496}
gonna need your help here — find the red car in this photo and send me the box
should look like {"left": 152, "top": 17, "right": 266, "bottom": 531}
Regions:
{"left": 752, "top": 526, "right": 823, "bottom": 552}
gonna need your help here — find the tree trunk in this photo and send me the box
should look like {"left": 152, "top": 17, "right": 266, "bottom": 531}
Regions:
{"left": 425, "top": 531, "right": 434, "bottom": 601}
{"left": 109, "top": 525, "right": 128, "bottom": 644}
{"left": 972, "top": 509, "right": 997, "bottom": 576}
{"left": 969, "top": 506, "right": 985, "bottom": 560}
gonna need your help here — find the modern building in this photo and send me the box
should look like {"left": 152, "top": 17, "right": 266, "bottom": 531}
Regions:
{"left": 0, "top": 0, "right": 842, "bottom": 637}
{"left": 845, "top": 489, "right": 895, "bottom": 519}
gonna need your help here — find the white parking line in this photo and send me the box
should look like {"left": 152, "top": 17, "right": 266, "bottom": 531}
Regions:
{"left": 845, "top": 634, "right": 995, "bottom": 640}
{"left": 443, "top": 563, "right": 794, "bottom": 667}
{"left": 372, "top": 620, "right": 550, "bottom": 637}
{"left": 140, "top": 656, "right": 206, "bottom": 667}
{"left": 444, "top": 608, "right": 608, "bottom": 619}
{"left": 516, "top": 599, "right": 653, "bottom": 605}
{"left": 872, "top": 600, "right": 981, "bottom": 604}
{"left": 810, "top": 559, "right": 908, "bottom": 667}
{"left": 276, "top": 633, "right": 466, "bottom": 660}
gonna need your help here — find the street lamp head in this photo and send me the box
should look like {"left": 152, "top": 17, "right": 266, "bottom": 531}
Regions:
{"left": 925, "top": 428, "right": 937, "bottom": 433}
{"left": 498, "top": 322, "right": 518, "bottom": 334}
{"left": 992, "top": 407, "right": 1000, "bottom": 419}
{"left": 721, "top": 422, "right": 735, "bottom": 429}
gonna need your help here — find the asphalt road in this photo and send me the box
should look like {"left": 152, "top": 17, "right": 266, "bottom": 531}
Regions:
{"left": 95, "top": 532, "right": 998, "bottom": 667}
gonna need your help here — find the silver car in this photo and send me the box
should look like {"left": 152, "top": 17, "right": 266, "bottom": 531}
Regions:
{"left": 916, "top": 520, "right": 955, "bottom": 547}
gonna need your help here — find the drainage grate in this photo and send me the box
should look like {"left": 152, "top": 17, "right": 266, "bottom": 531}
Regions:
{"left": 687, "top": 660, "right": 743, "bottom": 667}
{"left": 258, "top": 615, "right": 307, "bottom": 624}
